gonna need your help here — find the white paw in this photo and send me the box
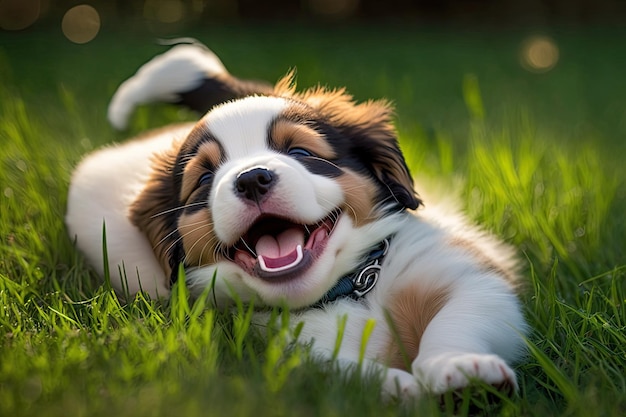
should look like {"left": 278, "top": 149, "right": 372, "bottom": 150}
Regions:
{"left": 413, "top": 353, "right": 517, "bottom": 395}
{"left": 381, "top": 368, "right": 420, "bottom": 401}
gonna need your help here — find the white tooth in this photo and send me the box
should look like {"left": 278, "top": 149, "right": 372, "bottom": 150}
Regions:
{"left": 258, "top": 245, "right": 303, "bottom": 273}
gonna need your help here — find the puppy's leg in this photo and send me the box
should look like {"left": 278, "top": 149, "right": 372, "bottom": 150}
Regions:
{"left": 411, "top": 281, "right": 525, "bottom": 395}
{"left": 290, "top": 304, "right": 422, "bottom": 400}
{"left": 108, "top": 41, "right": 273, "bottom": 130}
{"left": 382, "top": 367, "right": 420, "bottom": 400}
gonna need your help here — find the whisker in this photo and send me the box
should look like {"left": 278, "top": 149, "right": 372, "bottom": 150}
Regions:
{"left": 316, "top": 192, "right": 357, "bottom": 224}
{"left": 163, "top": 235, "right": 184, "bottom": 257}
{"left": 309, "top": 156, "right": 343, "bottom": 172}
{"left": 185, "top": 230, "right": 218, "bottom": 264}
{"left": 211, "top": 243, "right": 223, "bottom": 262}
{"left": 239, "top": 237, "right": 257, "bottom": 257}
{"left": 155, "top": 219, "right": 208, "bottom": 248}
{"left": 195, "top": 234, "right": 223, "bottom": 267}
{"left": 177, "top": 153, "right": 196, "bottom": 163}
{"left": 150, "top": 201, "right": 207, "bottom": 218}
{"left": 217, "top": 242, "right": 234, "bottom": 261}
{"left": 329, "top": 211, "right": 341, "bottom": 234}
{"left": 315, "top": 195, "right": 341, "bottom": 214}
{"left": 164, "top": 223, "right": 212, "bottom": 255}
{"left": 382, "top": 182, "right": 402, "bottom": 206}
{"left": 343, "top": 202, "right": 359, "bottom": 223}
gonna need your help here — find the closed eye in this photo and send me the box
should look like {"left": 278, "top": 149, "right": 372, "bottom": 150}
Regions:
{"left": 288, "top": 147, "right": 314, "bottom": 158}
{"left": 198, "top": 172, "right": 214, "bottom": 187}
{"left": 288, "top": 151, "right": 343, "bottom": 177}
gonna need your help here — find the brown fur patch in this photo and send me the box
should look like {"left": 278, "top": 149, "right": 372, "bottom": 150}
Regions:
{"left": 129, "top": 141, "right": 183, "bottom": 281}
{"left": 384, "top": 285, "right": 450, "bottom": 371}
{"left": 336, "top": 168, "right": 379, "bottom": 226}
{"left": 180, "top": 141, "right": 222, "bottom": 202}
{"left": 274, "top": 73, "right": 420, "bottom": 210}
{"left": 130, "top": 123, "right": 223, "bottom": 282}
{"left": 178, "top": 210, "right": 219, "bottom": 267}
{"left": 270, "top": 119, "right": 336, "bottom": 159}
{"left": 130, "top": 74, "right": 422, "bottom": 286}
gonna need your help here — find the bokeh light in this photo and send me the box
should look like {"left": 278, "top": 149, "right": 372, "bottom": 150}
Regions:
{"left": 0, "top": 0, "right": 40, "bottom": 31}
{"left": 520, "top": 36, "right": 559, "bottom": 73}
{"left": 62, "top": 5, "right": 101, "bottom": 44}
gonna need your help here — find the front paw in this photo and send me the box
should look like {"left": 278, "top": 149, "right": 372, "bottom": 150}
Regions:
{"left": 381, "top": 368, "right": 420, "bottom": 401}
{"left": 413, "top": 353, "right": 517, "bottom": 395}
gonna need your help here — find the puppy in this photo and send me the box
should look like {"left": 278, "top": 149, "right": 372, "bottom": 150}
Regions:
{"left": 66, "top": 41, "right": 527, "bottom": 399}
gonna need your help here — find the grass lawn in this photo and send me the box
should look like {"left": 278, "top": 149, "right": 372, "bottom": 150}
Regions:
{"left": 1, "top": 23, "right": 625, "bottom": 416}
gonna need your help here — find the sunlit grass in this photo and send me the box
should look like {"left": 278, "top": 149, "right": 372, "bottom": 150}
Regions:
{"left": 1, "top": 26, "right": 625, "bottom": 417}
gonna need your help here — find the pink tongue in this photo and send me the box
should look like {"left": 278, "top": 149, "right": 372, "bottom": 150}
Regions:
{"left": 255, "top": 228, "right": 305, "bottom": 268}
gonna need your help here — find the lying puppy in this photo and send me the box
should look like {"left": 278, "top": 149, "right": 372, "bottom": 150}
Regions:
{"left": 66, "top": 41, "right": 527, "bottom": 399}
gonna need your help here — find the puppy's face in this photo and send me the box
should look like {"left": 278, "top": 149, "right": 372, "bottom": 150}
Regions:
{"left": 132, "top": 83, "right": 420, "bottom": 308}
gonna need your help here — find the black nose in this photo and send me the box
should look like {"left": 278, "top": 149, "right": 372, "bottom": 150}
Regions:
{"left": 235, "top": 167, "right": 276, "bottom": 202}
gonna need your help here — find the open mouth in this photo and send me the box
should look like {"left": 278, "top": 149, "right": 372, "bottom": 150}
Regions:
{"left": 228, "top": 209, "right": 341, "bottom": 282}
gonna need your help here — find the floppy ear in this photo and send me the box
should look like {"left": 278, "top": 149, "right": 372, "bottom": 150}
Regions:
{"left": 277, "top": 77, "right": 421, "bottom": 211}
{"left": 332, "top": 98, "right": 421, "bottom": 211}
{"left": 129, "top": 144, "right": 185, "bottom": 285}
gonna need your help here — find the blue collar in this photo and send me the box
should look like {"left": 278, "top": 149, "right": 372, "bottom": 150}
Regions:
{"left": 313, "top": 237, "right": 390, "bottom": 307}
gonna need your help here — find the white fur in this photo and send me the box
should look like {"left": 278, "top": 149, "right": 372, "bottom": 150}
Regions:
{"left": 181, "top": 97, "right": 371, "bottom": 308}
{"left": 246, "top": 212, "right": 526, "bottom": 398}
{"left": 68, "top": 113, "right": 526, "bottom": 398}
{"left": 66, "top": 125, "right": 192, "bottom": 296}
{"left": 108, "top": 44, "right": 227, "bottom": 130}
{"left": 67, "top": 46, "right": 527, "bottom": 401}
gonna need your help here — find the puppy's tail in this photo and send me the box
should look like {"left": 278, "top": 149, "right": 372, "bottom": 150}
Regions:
{"left": 107, "top": 39, "right": 273, "bottom": 130}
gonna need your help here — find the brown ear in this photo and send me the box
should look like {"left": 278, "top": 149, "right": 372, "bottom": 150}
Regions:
{"left": 276, "top": 76, "right": 421, "bottom": 211}
{"left": 335, "top": 98, "right": 421, "bottom": 210}
{"left": 129, "top": 144, "right": 185, "bottom": 285}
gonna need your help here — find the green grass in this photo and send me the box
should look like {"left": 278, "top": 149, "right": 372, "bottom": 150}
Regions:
{"left": 1, "top": 24, "right": 625, "bottom": 416}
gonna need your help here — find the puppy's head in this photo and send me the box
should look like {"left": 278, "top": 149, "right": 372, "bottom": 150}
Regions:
{"left": 131, "top": 76, "right": 420, "bottom": 308}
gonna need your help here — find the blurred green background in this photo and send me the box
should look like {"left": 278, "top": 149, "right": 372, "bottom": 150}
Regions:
{"left": 2, "top": 0, "right": 625, "bottom": 159}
